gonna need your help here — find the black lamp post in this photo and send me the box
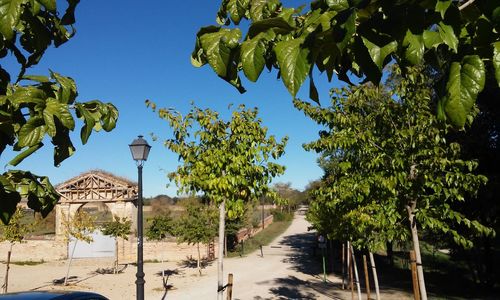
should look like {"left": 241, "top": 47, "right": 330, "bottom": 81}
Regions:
{"left": 129, "top": 135, "right": 151, "bottom": 300}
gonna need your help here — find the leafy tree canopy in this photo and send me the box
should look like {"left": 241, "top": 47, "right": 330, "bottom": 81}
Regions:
{"left": 146, "top": 213, "right": 174, "bottom": 241}
{"left": 174, "top": 202, "right": 218, "bottom": 245}
{"left": 101, "top": 216, "right": 131, "bottom": 240}
{"left": 0, "top": 0, "right": 119, "bottom": 224}
{"left": 302, "top": 66, "right": 493, "bottom": 251}
{"left": 148, "top": 101, "right": 288, "bottom": 219}
{"left": 193, "top": 0, "right": 499, "bottom": 128}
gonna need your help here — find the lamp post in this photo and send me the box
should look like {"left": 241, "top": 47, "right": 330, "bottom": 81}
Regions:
{"left": 129, "top": 135, "right": 151, "bottom": 300}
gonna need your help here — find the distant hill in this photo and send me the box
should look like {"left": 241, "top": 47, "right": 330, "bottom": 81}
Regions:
{"left": 144, "top": 194, "right": 176, "bottom": 206}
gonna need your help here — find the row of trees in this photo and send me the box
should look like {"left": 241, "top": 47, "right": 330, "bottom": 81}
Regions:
{"left": 191, "top": 1, "right": 499, "bottom": 298}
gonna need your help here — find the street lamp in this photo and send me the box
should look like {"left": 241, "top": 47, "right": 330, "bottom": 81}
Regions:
{"left": 129, "top": 135, "right": 151, "bottom": 300}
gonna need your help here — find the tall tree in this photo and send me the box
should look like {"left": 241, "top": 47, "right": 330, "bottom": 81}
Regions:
{"left": 150, "top": 102, "right": 287, "bottom": 299}
{"left": 193, "top": 0, "right": 499, "bottom": 128}
{"left": 300, "top": 66, "right": 493, "bottom": 299}
{"left": 0, "top": 0, "right": 119, "bottom": 223}
{"left": 0, "top": 207, "right": 33, "bottom": 293}
{"left": 174, "top": 202, "right": 218, "bottom": 275}
{"left": 101, "top": 216, "right": 131, "bottom": 274}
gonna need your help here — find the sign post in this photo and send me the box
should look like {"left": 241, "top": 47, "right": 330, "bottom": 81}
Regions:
{"left": 318, "top": 235, "right": 327, "bottom": 283}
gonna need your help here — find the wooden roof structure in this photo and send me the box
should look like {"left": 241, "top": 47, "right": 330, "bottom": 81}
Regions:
{"left": 56, "top": 170, "right": 137, "bottom": 204}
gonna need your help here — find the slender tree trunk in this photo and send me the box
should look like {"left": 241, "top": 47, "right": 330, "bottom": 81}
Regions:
{"left": 363, "top": 255, "right": 370, "bottom": 300}
{"left": 369, "top": 252, "right": 380, "bottom": 300}
{"left": 218, "top": 200, "right": 225, "bottom": 300}
{"left": 350, "top": 245, "right": 362, "bottom": 300}
{"left": 407, "top": 200, "right": 427, "bottom": 300}
{"left": 65, "top": 240, "right": 77, "bottom": 285}
{"left": 197, "top": 242, "right": 201, "bottom": 275}
{"left": 3, "top": 243, "right": 13, "bottom": 293}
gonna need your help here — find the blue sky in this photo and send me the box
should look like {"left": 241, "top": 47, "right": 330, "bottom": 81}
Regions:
{"left": 1, "top": 1, "right": 341, "bottom": 197}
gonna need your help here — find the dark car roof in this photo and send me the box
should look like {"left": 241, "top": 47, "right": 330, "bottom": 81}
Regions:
{"left": 0, "top": 291, "right": 109, "bottom": 300}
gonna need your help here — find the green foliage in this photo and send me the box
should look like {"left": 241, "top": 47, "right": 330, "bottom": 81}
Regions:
{"left": 174, "top": 202, "right": 218, "bottom": 245}
{"left": 0, "top": 0, "right": 118, "bottom": 224}
{"left": 0, "top": 207, "right": 32, "bottom": 244}
{"left": 61, "top": 210, "right": 96, "bottom": 244}
{"left": 146, "top": 212, "right": 174, "bottom": 241}
{"left": 149, "top": 102, "right": 287, "bottom": 219}
{"left": 302, "top": 66, "right": 492, "bottom": 251}
{"left": 101, "top": 216, "right": 131, "bottom": 240}
{"left": 270, "top": 209, "right": 293, "bottom": 222}
{"left": 193, "top": 0, "right": 499, "bottom": 127}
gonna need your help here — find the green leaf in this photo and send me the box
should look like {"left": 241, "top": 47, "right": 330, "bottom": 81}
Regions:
{"left": 75, "top": 103, "right": 94, "bottom": 144}
{"left": 241, "top": 33, "right": 267, "bottom": 82}
{"left": 18, "top": 116, "right": 45, "bottom": 147}
{"left": 435, "top": 0, "right": 451, "bottom": 19}
{"left": 0, "top": 0, "right": 25, "bottom": 40}
{"left": 51, "top": 71, "right": 77, "bottom": 104}
{"left": 227, "top": 0, "right": 249, "bottom": 25}
{"left": 249, "top": 0, "right": 266, "bottom": 20}
{"left": 44, "top": 97, "right": 75, "bottom": 131}
{"left": 8, "top": 143, "right": 42, "bottom": 166}
{"left": 200, "top": 28, "right": 242, "bottom": 77}
{"left": 100, "top": 102, "right": 118, "bottom": 132}
{"left": 36, "top": 0, "right": 55, "bottom": 12}
{"left": 21, "top": 75, "right": 50, "bottom": 83}
{"left": 274, "top": 38, "right": 311, "bottom": 97}
{"left": 438, "top": 22, "right": 458, "bottom": 53}
{"left": 423, "top": 30, "right": 442, "bottom": 49}
{"left": 403, "top": 30, "right": 424, "bottom": 65}
{"left": 444, "top": 55, "right": 485, "bottom": 127}
{"left": 0, "top": 175, "right": 21, "bottom": 224}
{"left": 247, "top": 17, "right": 294, "bottom": 38}
{"left": 361, "top": 37, "right": 397, "bottom": 69}
{"left": 326, "top": 0, "right": 348, "bottom": 11}
{"left": 493, "top": 42, "right": 500, "bottom": 87}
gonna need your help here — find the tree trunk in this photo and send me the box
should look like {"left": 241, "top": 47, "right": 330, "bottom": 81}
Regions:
{"left": 386, "top": 241, "right": 394, "bottom": 266}
{"left": 65, "top": 240, "right": 78, "bottom": 285}
{"left": 218, "top": 200, "right": 226, "bottom": 300}
{"left": 197, "top": 242, "right": 202, "bottom": 276}
{"left": 407, "top": 200, "right": 427, "bottom": 300}
{"left": 114, "top": 239, "right": 119, "bottom": 274}
{"left": 3, "top": 243, "right": 13, "bottom": 293}
{"left": 350, "top": 245, "right": 362, "bottom": 300}
{"left": 369, "top": 252, "right": 380, "bottom": 300}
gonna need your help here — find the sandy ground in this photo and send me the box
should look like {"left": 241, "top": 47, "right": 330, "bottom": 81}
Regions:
{"left": 2, "top": 208, "right": 412, "bottom": 299}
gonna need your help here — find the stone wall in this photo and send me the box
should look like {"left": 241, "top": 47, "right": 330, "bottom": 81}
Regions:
{"left": 235, "top": 215, "right": 274, "bottom": 242}
{"left": 0, "top": 238, "right": 217, "bottom": 264}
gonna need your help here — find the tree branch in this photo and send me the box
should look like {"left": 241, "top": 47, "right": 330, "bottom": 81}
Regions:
{"left": 459, "top": 0, "right": 475, "bottom": 10}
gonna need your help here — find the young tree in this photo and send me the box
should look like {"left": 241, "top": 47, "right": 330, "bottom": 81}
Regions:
{"left": 101, "top": 217, "right": 132, "bottom": 274}
{"left": 300, "top": 66, "right": 493, "bottom": 299}
{"left": 146, "top": 213, "right": 175, "bottom": 242}
{"left": 150, "top": 102, "right": 287, "bottom": 299}
{"left": 0, "top": 0, "right": 119, "bottom": 224}
{"left": 193, "top": 0, "right": 498, "bottom": 128}
{"left": 174, "top": 202, "right": 218, "bottom": 275}
{"left": 61, "top": 210, "right": 96, "bottom": 285}
{"left": 0, "top": 207, "right": 33, "bottom": 293}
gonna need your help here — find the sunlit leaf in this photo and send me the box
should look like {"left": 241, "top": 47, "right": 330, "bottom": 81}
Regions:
{"left": 274, "top": 38, "right": 311, "bottom": 97}
{"left": 443, "top": 55, "right": 485, "bottom": 127}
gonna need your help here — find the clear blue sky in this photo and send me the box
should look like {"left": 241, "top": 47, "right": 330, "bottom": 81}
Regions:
{"left": 1, "top": 1, "right": 340, "bottom": 197}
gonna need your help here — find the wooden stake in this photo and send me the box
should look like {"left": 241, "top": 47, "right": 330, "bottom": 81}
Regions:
{"left": 226, "top": 273, "right": 233, "bottom": 300}
{"left": 342, "top": 243, "right": 346, "bottom": 290}
{"left": 363, "top": 255, "right": 371, "bottom": 300}
{"left": 410, "top": 250, "right": 420, "bottom": 300}
{"left": 350, "top": 245, "right": 362, "bottom": 300}
{"left": 348, "top": 242, "right": 354, "bottom": 300}
{"left": 369, "top": 252, "right": 380, "bottom": 300}
{"left": 3, "top": 248, "right": 12, "bottom": 293}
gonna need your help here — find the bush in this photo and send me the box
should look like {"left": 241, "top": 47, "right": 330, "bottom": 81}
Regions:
{"left": 271, "top": 209, "right": 293, "bottom": 222}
